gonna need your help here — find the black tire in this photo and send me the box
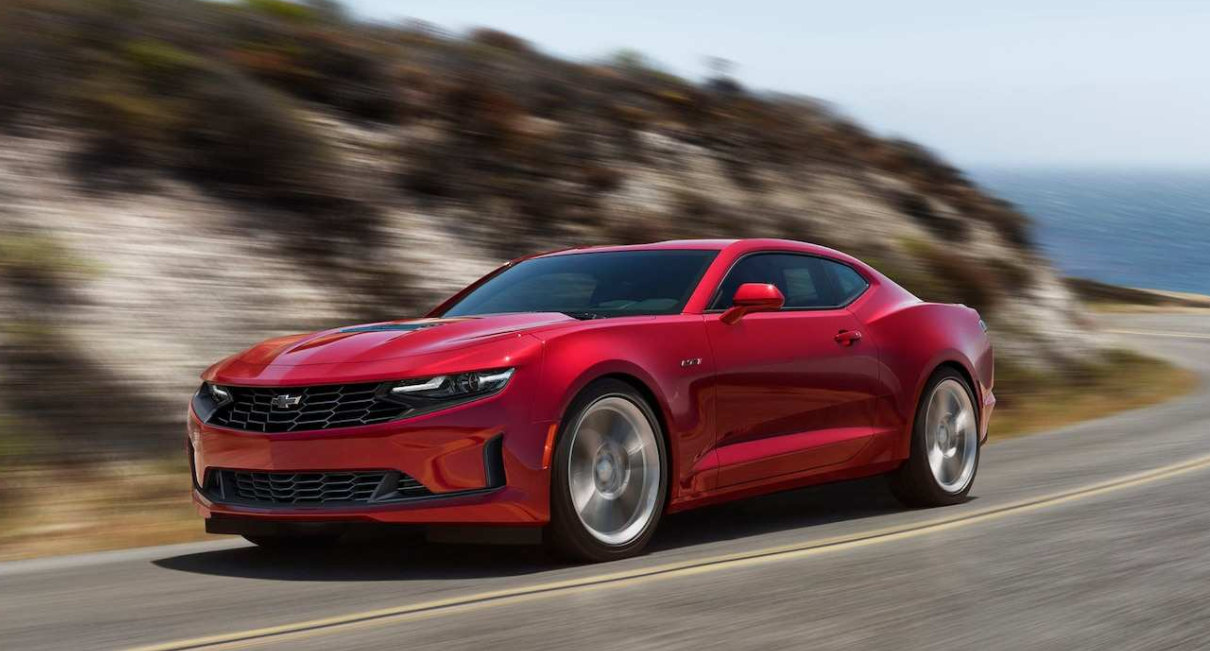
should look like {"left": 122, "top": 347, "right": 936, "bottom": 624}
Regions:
{"left": 548, "top": 379, "right": 668, "bottom": 563}
{"left": 888, "top": 367, "right": 981, "bottom": 507}
{"left": 242, "top": 534, "right": 343, "bottom": 549}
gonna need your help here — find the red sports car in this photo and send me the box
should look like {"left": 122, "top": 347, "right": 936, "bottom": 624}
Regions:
{"left": 189, "top": 239, "right": 994, "bottom": 561}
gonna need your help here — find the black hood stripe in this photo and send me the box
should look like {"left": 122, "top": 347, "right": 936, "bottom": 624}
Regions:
{"left": 338, "top": 323, "right": 444, "bottom": 334}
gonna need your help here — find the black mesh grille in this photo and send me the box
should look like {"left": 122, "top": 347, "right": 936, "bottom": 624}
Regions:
{"left": 209, "top": 383, "right": 408, "bottom": 433}
{"left": 210, "top": 469, "right": 432, "bottom": 506}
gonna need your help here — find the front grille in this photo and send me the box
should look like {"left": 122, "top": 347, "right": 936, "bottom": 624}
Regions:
{"left": 208, "top": 469, "right": 432, "bottom": 507}
{"left": 209, "top": 383, "right": 407, "bottom": 433}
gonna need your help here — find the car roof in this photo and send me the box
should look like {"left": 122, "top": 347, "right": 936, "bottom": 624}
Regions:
{"left": 535, "top": 238, "right": 842, "bottom": 258}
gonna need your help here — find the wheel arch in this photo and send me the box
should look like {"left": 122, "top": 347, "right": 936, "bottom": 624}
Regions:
{"left": 553, "top": 370, "right": 678, "bottom": 509}
{"left": 935, "top": 360, "right": 978, "bottom": 404}
{"left": 901, "top": 357, "right": 982, "bottom": 459}
{"left": 599, "top": 373, "right": 674, "bottom": 492}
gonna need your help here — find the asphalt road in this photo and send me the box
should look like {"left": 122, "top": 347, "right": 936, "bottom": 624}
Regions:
{"left": 4, "top": 312, "right": 1210, "bottom": 651}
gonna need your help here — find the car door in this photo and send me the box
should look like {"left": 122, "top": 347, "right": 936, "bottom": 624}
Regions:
{"left": 704, "top": 252, "right": 879, "bottom": 487}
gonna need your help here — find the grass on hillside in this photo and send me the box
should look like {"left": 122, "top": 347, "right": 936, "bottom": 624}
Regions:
{"left": 990, "top": 349, "right": 1199, "bottom": 439}
{"left": 0, "top": 458, "right": 213, "bottom": 562}
{"left": 1067, "top": 278, "right": 1210, "bottom": 313}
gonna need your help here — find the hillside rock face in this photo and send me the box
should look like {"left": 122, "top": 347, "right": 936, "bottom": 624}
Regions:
{"left": 0, "top": 0, "right": 1101, "bottom": 458}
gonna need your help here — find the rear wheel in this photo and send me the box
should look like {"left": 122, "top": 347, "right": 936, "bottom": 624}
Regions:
{"left": 548, "top": 380, "right": 667, "bottom": 562}
{"left": 889, "top": 367, "right": 980, "bottom": 507}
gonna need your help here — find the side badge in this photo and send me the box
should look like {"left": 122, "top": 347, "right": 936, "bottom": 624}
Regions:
{"left": 680, "top": 358, "right": 702, "bottom": 368}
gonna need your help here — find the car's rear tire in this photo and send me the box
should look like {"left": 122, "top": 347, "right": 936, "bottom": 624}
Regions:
{"left": 548, "top": 379, "right": 667, "bottom": 563}
{"left": 242, "top": 534, "right": 343, "bottom": 549}
{"left": 889, "top": 367, "right": 980, "bottom": 507}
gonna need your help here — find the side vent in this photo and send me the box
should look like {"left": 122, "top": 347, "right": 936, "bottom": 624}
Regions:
{"left": 483, "top": 435, "right": 506, "bottom": 488}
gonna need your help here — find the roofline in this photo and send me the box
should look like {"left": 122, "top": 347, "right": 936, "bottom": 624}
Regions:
{"left": 529, "top": 238, "right": 856, "bottom": 259}
{"left": 533, "top": 240, "right": 740, "bottom": 258}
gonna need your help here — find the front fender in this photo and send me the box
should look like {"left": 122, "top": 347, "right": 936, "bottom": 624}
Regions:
{"left": 528, "top": 316, "right": 718, "bottom": 500}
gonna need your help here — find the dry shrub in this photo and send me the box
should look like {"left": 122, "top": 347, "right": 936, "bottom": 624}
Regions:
{"left": 980, "top": 204, "right": 1033, "bottom": 247}
{"left": 69, "top": 43, "right": 340, "bottom": 206}
{"left": 175, "top": 67, "right": 336, "bottom": 199}
{"left": 897, "top": 191, "right": 969, "bottom": 242}
{"left": 228, "top": 28, "right": 403, "bottom": 122}
{"left": 467, "top": 28, "right": 533, "bottom": 55}
{"left": 672, "top": 190, "right": 747, "bottom": 239}
{"left": 447, "top": 80, "right": 526, "bottom": 148}
{"left": 242, "top": 0, "right": 316, "bottom": 22}
{"left": 582, "top": 164, "right": 624, "bottom": 193}
{"left": 901, "top": 238, "right": 1002, "bottom": 314}
{"left": 990, "top": 258, "right": 1036, "bottom": 290}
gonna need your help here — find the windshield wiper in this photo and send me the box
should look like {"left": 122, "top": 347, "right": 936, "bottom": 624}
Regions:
{"left": 561, "top": 311, "right": 610, "bottom": 320}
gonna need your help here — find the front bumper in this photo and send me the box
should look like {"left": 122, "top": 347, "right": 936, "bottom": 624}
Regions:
{"left": 188, "top": 393, "right": 555, "bottom": 527}
{"left": 980, "top": 388, "right": 996, "bottom": 443}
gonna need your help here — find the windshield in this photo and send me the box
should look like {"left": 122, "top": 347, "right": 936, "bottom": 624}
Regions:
{"left": 441, "top": 250, "right": 719, "bottom": 318}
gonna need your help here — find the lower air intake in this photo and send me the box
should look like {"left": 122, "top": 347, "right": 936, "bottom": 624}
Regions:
{"left": 208, "top": 469, "right": 432, "bottom": 507}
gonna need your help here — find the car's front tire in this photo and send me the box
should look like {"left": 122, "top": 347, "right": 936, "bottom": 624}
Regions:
{"left": 548, "top": 379, "right": 667, "bottom": 562}
{"left": 889, "top": 367, "right": 981, "bottom": 507}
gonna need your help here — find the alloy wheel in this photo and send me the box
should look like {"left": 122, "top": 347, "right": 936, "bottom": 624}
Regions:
{"left": 566, "top": 396, "right": 662, "bottom": 545}
{"left": 923, "top": 378, "right": 979, "bottom": 493}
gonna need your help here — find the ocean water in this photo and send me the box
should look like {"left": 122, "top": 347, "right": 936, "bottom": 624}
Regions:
{"left": 971, "top": 168, "right": 1210, "bottom": 295}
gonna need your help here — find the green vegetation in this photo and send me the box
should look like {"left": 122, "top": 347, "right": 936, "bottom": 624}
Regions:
{"left": 0, "top": 233, "right": 97, "bottom": 283}
{"left": 0, "top": 415, "right": 34, "bottom": 469}
{"left": 77, "top": 43, "right": 338, "bottom": 205}
{"left": 1067, "top": 277, "right": 1210, "bottom": 311}
{"left": 243, "top": 0, "right": 320, "bottom": 22}
{"left": 0, "top": 458, "right": 207, "bottom": 561}
{"left": 991, "top": 349, "right": 1198, "bottom": 438}
{"left": 896, "top": 238, "right": 1001, "bottom": 314}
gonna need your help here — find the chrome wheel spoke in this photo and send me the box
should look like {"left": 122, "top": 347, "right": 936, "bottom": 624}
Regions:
{"left": 573, "top": 425, "right": 605, "bottom": 460}
{"left": 943, "top": 452, "right": 961, "bottom": 484}
{"left": 579, "top": 492, "right": 611, "bottom": 531}
{"left": 944, "top": 389, "right": 961, "bottom": 418}
{"left": 616, "top": 478, "right": 642, "bottom": 515}
{"left": 569, "top": 465, "right": 595, "bottom": 512}
{"left": 954, "top": 410, "right": 974, "bottom": 437}
{"left": 927, "top": 444, "right": 946, "bottom": 477}
{"left": 605, "top": 409, "right": 631, "bottom": 442}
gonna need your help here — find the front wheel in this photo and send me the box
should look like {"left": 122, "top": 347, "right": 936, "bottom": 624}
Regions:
{"left": 889, "top": 367, "right": 981, "bottom": 507}
{"left": 548, "top": 379, "right": 667, "bottom": 562}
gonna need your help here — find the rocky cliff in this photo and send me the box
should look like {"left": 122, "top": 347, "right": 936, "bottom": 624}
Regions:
{"left": 0, "top": 0, "right": 1102, "bottom": 460}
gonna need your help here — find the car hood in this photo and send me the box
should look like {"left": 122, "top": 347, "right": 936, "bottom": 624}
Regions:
{"left": 235, "top": 313, "right": 577, "bottom": 367}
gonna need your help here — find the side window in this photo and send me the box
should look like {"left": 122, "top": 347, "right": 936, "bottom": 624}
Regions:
{"left": 825, "top": 260, "right": 869, "bottom": 304}
{"left": 711, "top": 253, "right": 842, "bottom": 309}
{"left": 782, "top": 266, "right": 823, "bottom": 307}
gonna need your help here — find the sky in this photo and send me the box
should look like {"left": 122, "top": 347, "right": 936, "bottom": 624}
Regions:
{"left": 345, "top": 0, "right": 1210, "bottom": 169}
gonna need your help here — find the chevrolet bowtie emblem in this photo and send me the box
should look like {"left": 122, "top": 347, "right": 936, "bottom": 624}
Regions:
{"left": 270, "top": 394, "right": 302, "bottom": 410}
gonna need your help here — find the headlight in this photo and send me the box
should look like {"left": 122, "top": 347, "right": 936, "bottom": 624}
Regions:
{"left": 386, "top": 368, "right": 514, "bottom": 402}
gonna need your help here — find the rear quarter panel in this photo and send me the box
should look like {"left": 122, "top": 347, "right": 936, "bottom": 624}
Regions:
{"left": 850, "top": 287, "right": 994, "bottom": 460}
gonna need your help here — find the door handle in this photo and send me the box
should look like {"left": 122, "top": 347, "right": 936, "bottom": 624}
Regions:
{"left": 834, "top": 330, "right": 862, "bottom": 346}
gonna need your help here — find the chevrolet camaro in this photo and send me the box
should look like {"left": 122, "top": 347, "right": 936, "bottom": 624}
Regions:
{"left": 189, "top": 239, "right": 994, "bottom": 561}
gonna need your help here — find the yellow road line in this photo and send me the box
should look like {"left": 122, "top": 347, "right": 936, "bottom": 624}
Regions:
{"left": 1105, "top": 329, "right": 1210, "bottom": 340}
{"left": 125, "top": 454, "right": 1210, "bottom": 651}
